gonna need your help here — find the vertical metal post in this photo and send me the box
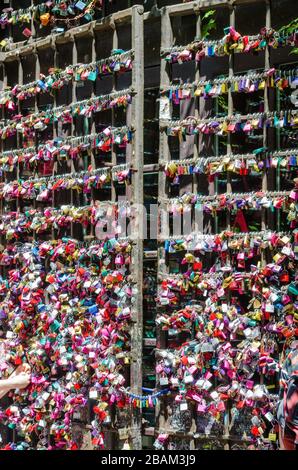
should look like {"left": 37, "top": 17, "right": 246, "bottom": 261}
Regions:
{"left": 111, "top": 22, "right": 118, "bottom": 202}
{"left": 190, "top": 12, "right": 201, "bottom": 440}
{"left": 16, "top": 57, "right": 23, "bottom": 215}
{"left": 259, "top": 1, "right": 272, "bottom": 395}
{"left": 194, "top": 8, "right": 201, "bottom": 163}
{"left": 159, "top": 8, "right": 172, "bottom": 243}
{"left": 31, "top": 0, "right": 36, "bottom": 40}
{"left": 51, "top": 42, "right": 58, "bottom": 239}
{"left": 53, "top": 42, "right": 58, "bottom": 138}
{"left": 70, "top": 36, "right": 78, "bottom": 238}
{"left": 156, "top": 5, "right": 173, "bottom": 440}
{"left": 226, "top": 5, "right": 235, "bottom": 232}
{"left": 193, "top": 8, "right": 201, "bottom": 196}
{"left": 224, "top": 3, "right": 236, "bottom": 450}
{"left": 130, "top": 4, "right": 144, "bottom": 451}
{"left": 262, "top": 0, "right": 271, "bottom": 234}
{"left": 89, "top": 27, "right": 97, "bottom": 239}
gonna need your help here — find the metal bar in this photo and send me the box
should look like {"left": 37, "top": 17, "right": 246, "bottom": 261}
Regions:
{"left": 70, "top": 35, "right": 78, "bottom": 239}
{"left": 158, "top": 8, "right": 172, "bottom": 243}
{"left": 226, "top": 5, "right": 235, "bottom": 233}
{"left": 130, "top": 4, "right": 144, "bottom": 452}
{"left": 111, "top": 20, "right": 118, "bottom": 203}
{"left": 261, "top": 0, "right": 271, "bottom": 234}
{"left": 156, "top": 4, "right": 174, "bottom": 444}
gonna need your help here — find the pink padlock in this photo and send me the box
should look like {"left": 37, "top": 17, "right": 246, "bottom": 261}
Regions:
{"left": 115, "top": 254, "right": 124, "bottom": 265}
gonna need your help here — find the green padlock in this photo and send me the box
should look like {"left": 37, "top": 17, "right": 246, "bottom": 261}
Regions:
{"left": 84, "top": 13, "right": 93, "bottom": 22}
{"left": 288, "top": 282, "right": 298, "bottom": 296}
